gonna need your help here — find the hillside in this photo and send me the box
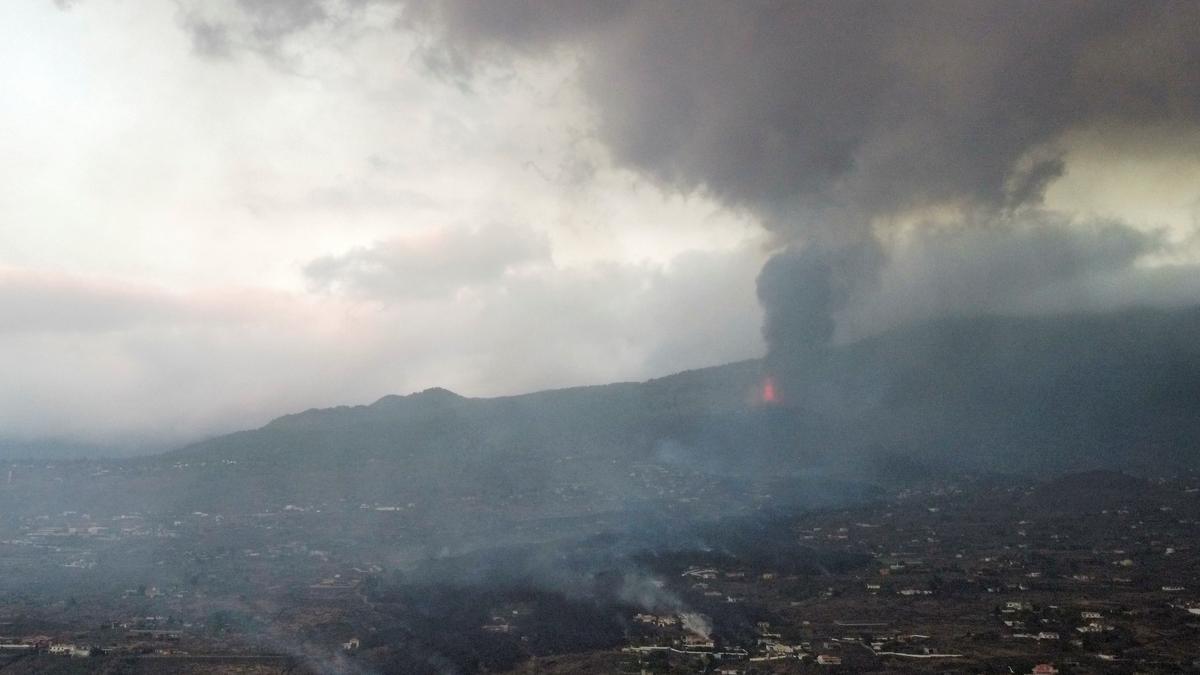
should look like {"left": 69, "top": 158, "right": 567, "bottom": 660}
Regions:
{"left": 167, "top": 358, "right": 765, "bottom": 466}
{"left": 170, "top": 305, "right": 1200, "bottom": 476}
{"left": 6, "top": 307, "right": 1198, "bottom": 519}
{"left": 774, "top": 305, "right": 1200, "bottom": 474}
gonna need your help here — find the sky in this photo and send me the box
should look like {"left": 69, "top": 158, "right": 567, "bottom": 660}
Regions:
{"left": 3, "top": 0, "right": 1199, "bottom": 450}
{"left": 1, "top": 0, "right": 768, "bottom": 448}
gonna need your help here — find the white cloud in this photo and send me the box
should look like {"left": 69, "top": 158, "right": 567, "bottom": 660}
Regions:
{"left": 304, "top": 222, "right": 551, "bottom": 299}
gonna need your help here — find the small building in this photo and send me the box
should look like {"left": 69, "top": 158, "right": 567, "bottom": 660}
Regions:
{"left": 49, "top": 643, "right": 90, "bottom": 657}
{"left": 634, "top": 613, "right": 677, "bottom": 627}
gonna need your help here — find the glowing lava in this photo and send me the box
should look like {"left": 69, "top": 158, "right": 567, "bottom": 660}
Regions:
{"left": 761, "top": 376, "right": 778, "bottom": 404}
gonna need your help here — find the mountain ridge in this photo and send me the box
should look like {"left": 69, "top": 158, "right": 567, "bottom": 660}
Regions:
{"left": 4, "top": 307, "right": 1199, "bottom": 517}
{"left": 159, "top": 305, "right": 1200, "bottom": 480}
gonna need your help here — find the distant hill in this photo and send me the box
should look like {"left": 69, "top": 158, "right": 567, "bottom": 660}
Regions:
{"left": 168, "top": 358, "right": 765, "bottom": 467}
{"left": 135, "top": 305, "right": 1200, "bottom": 511}
{"left": 129, "top": 359, "right": 776, "bottom": 513}
{"left": 7, "top": 306, "right": 1197, "bottom": 517}
{"left": 170, "top": 305, "right": 1200, "bottom": 471}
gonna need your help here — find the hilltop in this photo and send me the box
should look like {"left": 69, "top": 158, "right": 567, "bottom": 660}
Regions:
{"left": 4, "top": 306, "right": 1199, "bottom": 518}
{"left": 152, "top": 305, "right": 1200, "bottom": 504}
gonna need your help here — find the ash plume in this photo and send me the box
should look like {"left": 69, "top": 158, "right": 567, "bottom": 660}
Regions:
{"left": 391, "top": 0, "right": 1200, "bottom": 355}
{"left": 178, "top": 2, "right": 1200, "bottom": 342}
{"left": 400, "top": 1, "right": 1199, "bottom": 215}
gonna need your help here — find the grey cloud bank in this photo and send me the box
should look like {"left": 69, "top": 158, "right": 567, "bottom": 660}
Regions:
{"left": 401, "top": 1, "right": 1200, "bottom": 223}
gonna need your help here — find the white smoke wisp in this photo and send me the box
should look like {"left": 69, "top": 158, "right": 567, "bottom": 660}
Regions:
{"left": 680, "top": 612, "right": 713, "bottom": 640}
{"left": 617, "top": 572, "right": 679, "bottom": 612}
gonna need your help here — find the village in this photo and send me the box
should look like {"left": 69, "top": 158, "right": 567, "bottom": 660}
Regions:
{"left": 0, "top": 461, "right": 1197, "bottom": 673}
{"left": 598, "top": 471, "right": 1200, "bottom": 673}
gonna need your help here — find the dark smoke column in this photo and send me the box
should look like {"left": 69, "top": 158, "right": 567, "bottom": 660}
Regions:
{"left": 757, "top": 241, "right": 881, "bottom": 405}
{"left": 752, "top": 241, "right": 879, "bottom": 465}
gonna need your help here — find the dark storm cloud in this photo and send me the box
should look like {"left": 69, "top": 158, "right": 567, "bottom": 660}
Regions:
{"left": 402, "top": 1, "right": 1200, "bottom": 229}
{"left": 182, "top": 1, "right": 1200, "bottom": 233}
{"left": 394, "top": 0, "right": 1200, "bottom": 366}
{"left": 1002, "top": 156, "right": 1067, "bottom": 213}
